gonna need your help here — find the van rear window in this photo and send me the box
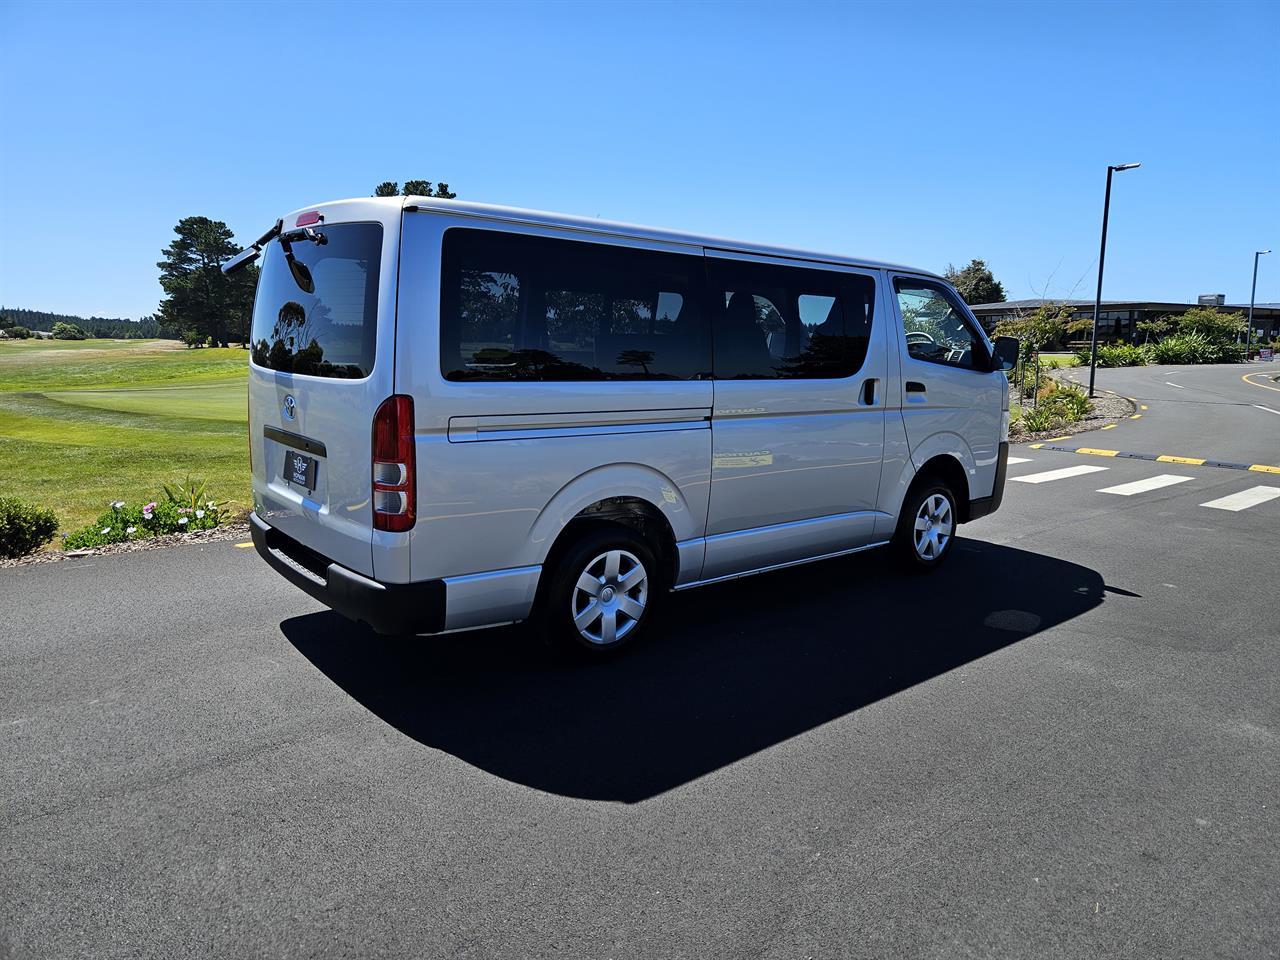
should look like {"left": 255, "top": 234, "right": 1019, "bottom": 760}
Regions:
{"left": 440, "top": 228, "right": 710, "bottom": 381}
{"left": 250, "top": 222, "right": 382, "bottom": 379}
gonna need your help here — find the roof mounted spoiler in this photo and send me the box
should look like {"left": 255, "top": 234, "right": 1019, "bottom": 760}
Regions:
{"left": 221, "top": 219, "right": 284, "bottom": 275}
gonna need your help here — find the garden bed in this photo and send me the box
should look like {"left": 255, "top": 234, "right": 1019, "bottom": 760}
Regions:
{"left": 0, "top": 519, "right": 251, "bottom": 569}
{"left": 1011, "top": 390, "right": 1135, "bottom": 442}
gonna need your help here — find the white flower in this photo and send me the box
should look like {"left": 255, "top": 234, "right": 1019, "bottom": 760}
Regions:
{"left": 101, "top": 527, "right": 111, "bottom": 534}
{"left": 178, "top": 517, "right": 188, "bottom": 525}
{"left": 110, "top": 500, "right": 125, "bottom": 510}
{"left": 195, "top": 509, "right": 205, "bottom": 519}
{"left": 126, "top": 526, "right": 137, "bottom": 534}
{"left": 206, "top": 501, "right": 215, "bottom": 509}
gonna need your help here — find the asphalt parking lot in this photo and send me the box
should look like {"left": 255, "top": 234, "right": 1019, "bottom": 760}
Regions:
{"left": 2, "top": 362, "right": 1278, "bottom": 959}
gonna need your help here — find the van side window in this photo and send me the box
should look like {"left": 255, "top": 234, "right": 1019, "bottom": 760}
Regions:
{"left": 894, "top": 280, "right": 985, "bottom": 370}
{"left": 441, "top": 229, "right": 709, "bottom": 381}
{"left": 709, "top": 260, "right": 874, "bottom": 379}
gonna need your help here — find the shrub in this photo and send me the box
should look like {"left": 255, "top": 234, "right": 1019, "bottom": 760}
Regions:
{"left": 50, "top": 321, "right": 88, "bottom": 340}
{"left": 1147, "top": 332, "right": 1245, "bottom": 365}
{"left": 62, "top": 497, "right": 225, "bottom": 550}
{"left": 1020, "top": 404, "right": 1065, "bottom": 433}
{"left": 1075, "top": 343, "right": 1147, "bottom": 367}
{"left": 1051, "top": 385, "right": 1093, "bottom": 420}
{"left": 162, "top": 475, "right": 226, "bottom": 513}
{"left": 1, "top": 325, "right": 32, "bottom": 339}
{"left": 0, "top": 497, "right": 60, "bottom": 559}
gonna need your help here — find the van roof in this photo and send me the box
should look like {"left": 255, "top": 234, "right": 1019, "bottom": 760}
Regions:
{"left": 286, "top": 196, "right": 943, "bottom": 280}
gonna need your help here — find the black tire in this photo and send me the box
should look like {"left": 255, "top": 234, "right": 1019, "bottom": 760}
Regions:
{"left": 537, "top": 524, "right": 664, "bottom": 657}
{"left": 892, "top": 479, "right": 958, "bottom": 573}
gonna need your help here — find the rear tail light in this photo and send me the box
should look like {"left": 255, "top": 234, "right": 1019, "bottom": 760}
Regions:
{"left": 372, "top": 395, "right": 415, "bottom": 532}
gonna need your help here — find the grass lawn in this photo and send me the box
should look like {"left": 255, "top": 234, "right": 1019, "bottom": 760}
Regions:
{"left": 0, "top": 339, "right": 249, "bottom": 533}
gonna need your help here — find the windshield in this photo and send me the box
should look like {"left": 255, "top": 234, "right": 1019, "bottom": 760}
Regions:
{"left": 249, "top": 222, "right": 382, "bottom": 379}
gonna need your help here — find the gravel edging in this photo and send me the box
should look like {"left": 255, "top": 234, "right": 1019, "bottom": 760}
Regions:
{"left": 0, "top": 522, "right": 252, "bottom": 570}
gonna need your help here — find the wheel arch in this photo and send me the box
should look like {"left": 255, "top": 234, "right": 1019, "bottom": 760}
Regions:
{"left": 888, "top": 433, "right": 978, "bottom": 524}
{"left": 526, "top": 463, "right": 693, "bottom": 583}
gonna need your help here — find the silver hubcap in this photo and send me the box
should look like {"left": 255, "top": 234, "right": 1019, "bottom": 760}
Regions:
{"left": 913, "top": 493, "right": 953, "bottom": 561}
{"left": 571, "top": 549, "right": 649, "bottom": 645}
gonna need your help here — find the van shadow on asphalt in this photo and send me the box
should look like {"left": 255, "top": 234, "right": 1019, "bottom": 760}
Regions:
{"left": 281, "top": 540, "right": 1106, "bottom": 803}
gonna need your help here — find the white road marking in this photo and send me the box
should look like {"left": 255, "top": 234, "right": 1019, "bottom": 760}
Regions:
{"left": 1006, "top": 456, "right": 1033, "bottom": 465}
{"left": 1252, "top": 404, "right": 1280, "bottom": 416}
{"left": 1200, "top": 486, "right": 1280, "bottom": 512}
{"left": 1011, "top": 464, "right": 1110, "bottom": 485}
{"left": 1098, "top": 474, "right": 1194, "bottom": 496}
{"left": 1164, "top": 381, "right": 1184, "bottom": 389}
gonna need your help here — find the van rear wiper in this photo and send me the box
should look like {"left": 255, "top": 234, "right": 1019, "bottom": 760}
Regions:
{"left": 221, "top": 221, "right": 327, "bottom": 277}
{"left": 221, "top": 219, "right": 284, "bottom": 275}
{"left": 278, "top": 227, "right": 327, "bottom": 294}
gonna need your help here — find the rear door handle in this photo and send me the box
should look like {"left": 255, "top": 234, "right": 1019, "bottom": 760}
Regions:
{"left": 905, "top": 381, "right": 927, "bottom": 402}
{"left": 861, "top": 378, "right": 878, "bottom": 405}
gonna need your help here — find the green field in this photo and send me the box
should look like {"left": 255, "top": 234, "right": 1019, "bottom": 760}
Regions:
{"left": 0, "top": 339, "right": 250, "bottom": 533}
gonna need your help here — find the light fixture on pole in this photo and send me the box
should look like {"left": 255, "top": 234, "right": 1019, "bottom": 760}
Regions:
{"left": 1247, "top": 249, "right": 1270, "bottom": 359}
{"left": 1088, "top": 162, "right": 1141, "bottom": 398}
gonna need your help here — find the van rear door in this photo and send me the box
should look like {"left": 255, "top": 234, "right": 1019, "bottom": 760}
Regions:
{"left": 247, "top": 200, "right": 401, "bottom": 578}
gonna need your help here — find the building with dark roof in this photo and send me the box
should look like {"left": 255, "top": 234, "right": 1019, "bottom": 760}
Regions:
{"left": 969, "top": 298, "right": 1280, "bottom": 344}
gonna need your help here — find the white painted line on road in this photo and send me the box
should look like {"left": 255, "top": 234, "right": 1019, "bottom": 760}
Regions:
{"left": 1200, "top": 486, "right": 1280, "bottom": 512}
{"left": 1164, "top": 382, "right": 1184, "bottom": 389}
{"left": 1098, "top": 474, "right": 1194, "bottom": 496}
{"left": 1011, "top": 464, "right": 1110, "bottom": 485}
{"left": 1006, "top": 456, "right": 1033, "bottom": 465}
{"left": 1251, "top": 404, "right": 1280, "bottom": 416}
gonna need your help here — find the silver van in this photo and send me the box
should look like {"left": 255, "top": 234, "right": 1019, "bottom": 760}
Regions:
{"left": 228, "top": 197, "right": 1017, "bottom": 654}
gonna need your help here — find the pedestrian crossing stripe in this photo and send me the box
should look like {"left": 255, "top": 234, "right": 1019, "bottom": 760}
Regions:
{"left": 1201, "top": 487, "right": 1280, "bottom": 512}
{"left": 1098, "top": 475, "right": 1194, "bottom": 496}
{"left": 1011, "top": 464, "right": 1109, "bottom": 484}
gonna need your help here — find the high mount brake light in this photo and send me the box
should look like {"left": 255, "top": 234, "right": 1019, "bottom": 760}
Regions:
{"left": 372, "top": 395, "right": 416, "bottom": 532}
{"left": 296, "top": 211, "right": 323, "bottom": 227}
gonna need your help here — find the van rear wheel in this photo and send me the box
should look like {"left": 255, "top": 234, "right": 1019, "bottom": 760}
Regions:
{"left": 540, "top": 525, "right": 662, "bottom": 657}
{"left": 893, "top": 480, "right": 958, "bottom": 572}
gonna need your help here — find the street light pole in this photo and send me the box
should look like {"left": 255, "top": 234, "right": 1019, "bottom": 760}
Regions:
{"left": 1088, "top": 162, "right": 1140, "bottom": 398}
{"left": 1247, "top": 249, "right": 1270, "bottom": 359}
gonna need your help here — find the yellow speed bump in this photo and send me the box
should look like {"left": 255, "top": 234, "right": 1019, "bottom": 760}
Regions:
{"left": 1157, "top": 455, "right": 1206, "bottom": 465}
{"left": 236, "top": 542, "right": 254, "bottom": 549}
{"left": 1076, "top": 448, "right": 1119, "bottom": 457}
{"left": 1249, "top": 464, "right": 1280, "bottom": 474}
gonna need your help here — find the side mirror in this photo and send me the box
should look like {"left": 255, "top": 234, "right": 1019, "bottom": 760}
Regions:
{"left": 991, "top": 336, "right": 1019, "bottom": 372}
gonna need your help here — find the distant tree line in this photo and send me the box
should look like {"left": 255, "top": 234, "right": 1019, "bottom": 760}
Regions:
{"left": 0, "top": 307, "right": 166, "bottom": 339}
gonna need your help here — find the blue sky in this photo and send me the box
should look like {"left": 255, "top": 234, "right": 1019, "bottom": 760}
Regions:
{"left": 2, "top": 0, "right": 1277, "bottom": 319}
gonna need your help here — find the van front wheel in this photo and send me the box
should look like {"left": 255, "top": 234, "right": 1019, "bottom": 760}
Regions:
{"left": 893, "top": 481, "right": 958, "bottom": 572}
{"left": 540, "top": 525, "right": 662, "bottom": 657}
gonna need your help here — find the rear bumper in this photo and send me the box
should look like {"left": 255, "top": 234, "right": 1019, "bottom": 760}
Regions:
{"left": 250, "top": 512, "right": 445, "bottom": 635}
{"left": 968, "top": 441, "right": 1009, "bottom": 521}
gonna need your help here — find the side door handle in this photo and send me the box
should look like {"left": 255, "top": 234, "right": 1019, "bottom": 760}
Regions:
{"left": 905, "top": 381, "right": 927, "bottom": 402}
{"left": 861, "top": 378, "right": 878, "bottom": 406}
